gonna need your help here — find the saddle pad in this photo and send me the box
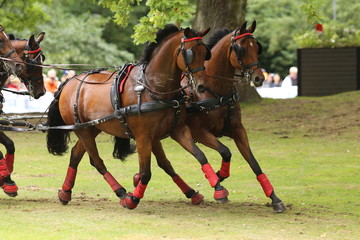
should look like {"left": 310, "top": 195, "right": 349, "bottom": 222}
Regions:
{"left": 110, "top": 63, "right": 135, "bottom": 110}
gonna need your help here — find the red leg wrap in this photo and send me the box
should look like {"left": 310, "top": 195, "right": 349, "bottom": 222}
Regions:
{"left": 0, "top": 158, "right": 10, "bottom": 177}
{"left": 201, "top": 163, "right": 219, "bottom": 187}
{"left": 191, "top": 193, "right": 204, "bottom": 205}
{"left": 172, "top": 174, "right": 192, "bottom": 194}
{"left": 133, "top": 180, "right": 147, "bottom": 199}
{"left": 104, "top": 172, "right": 123, "bottom": 192}
{"left": 214, "top": 188, "right": 229, "bottom": 200}
{"left": 3, "top": 182, "right": 18, "bottom": 194}
{"left": 62, "top": 167, "right": 77, "bottom": 191}
{"left": 257, "top": 173, "right": 274, "bottom": 197}
{"left": 133, "top": 173, "right": 141, "bottom": 187}
{"left": 219, "top": 160, "right": 230, "bottom": 178}
{"left": 5, "top": 154, "right": 14, "bottom": 173}
{"left": 120, "top": 193, "right": 138, "bottom": 210}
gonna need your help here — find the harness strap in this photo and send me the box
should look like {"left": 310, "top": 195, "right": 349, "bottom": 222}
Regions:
{"left": 3, "top": 49, "right": 16, "bottom": 58}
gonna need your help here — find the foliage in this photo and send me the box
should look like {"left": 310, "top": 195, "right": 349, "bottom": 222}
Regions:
{"left": 98, "top": 0, "right": 195, "bottom": 44}
{"left": 0, "top": 0, "right": 51, "bottom": 31}
{"left": 34, "top": 1, "right": 134, "bottom": 67}
{"left": 299, "top": 0, "right": 328, "bottom": 24}
{"left": 295, "top": 0, "right": 360, "bottom": 48}
{"left": 294, "top": 22, "right": 360, "bottom": 48}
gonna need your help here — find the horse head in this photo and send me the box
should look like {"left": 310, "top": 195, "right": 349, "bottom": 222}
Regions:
{"left": 176, "top": 27, "right": 211, "bottom": 93}
{"left": 0, "top": 26, "right": 25, "bottom": 78}
{"left": 13, "top": 32, "right": 46, "bottom": 99}
{"left": 229, "top": 20, "right": 264, "bottom": 87}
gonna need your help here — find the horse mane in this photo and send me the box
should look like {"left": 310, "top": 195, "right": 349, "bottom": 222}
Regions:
{"left": 6, "top": 34, "right": 26, "bottom": 41}
{"left": 206, "top": 29, "right": 232, "bottom": 50}
{"left": 140, "top": 24, "right": 180, "bottom": 63}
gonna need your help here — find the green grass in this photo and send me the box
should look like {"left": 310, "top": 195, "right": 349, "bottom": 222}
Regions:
{"left": 1, "top": 91, "right": 359, "bottom": 240}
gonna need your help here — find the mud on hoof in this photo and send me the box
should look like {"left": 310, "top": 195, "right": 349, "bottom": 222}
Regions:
{"left": 120, "top": 193, "right": 140, "bottom": 210}
{"left": 272, "top": 201, "right": 286, "bottom": 213}
{"left": 58, "top": 189, "right": 72, "bottom": 205}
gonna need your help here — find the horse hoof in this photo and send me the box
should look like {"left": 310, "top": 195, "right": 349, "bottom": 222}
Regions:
{"left": 120, "top": 193, "right": 139, "bottom": 210}
{"left": 272, "top": 201, "right": 286, "bottom": 213}
{"left": 133, "top": 173, "right": 141, "bottom": 187}
{"left": 2, "top": 183, "right": 18, "bottom": 197}
{"left": 58, "top": 189, "right": 71, "bottom": 205}
{"left": 214, "top": 188, "right": 229, "bottom": 203}
{"left": 191, "top": 193, "right": 204, "bottom": 205}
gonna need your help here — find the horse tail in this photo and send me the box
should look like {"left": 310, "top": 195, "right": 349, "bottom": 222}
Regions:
{"left": 112, "top": 137, "right": 136, "bottom": 162}
{"left": 46, "top": 97, "right": 70, "bottom": 155}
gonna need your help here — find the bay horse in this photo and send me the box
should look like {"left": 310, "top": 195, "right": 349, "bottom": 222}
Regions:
{"left": 0, "top": 31, "right": 46, "bottom": 197}
{"left": 46, "top": 25, "right": 229, "bottom": 209}
{"left": 138, "top": 21, "right": 286, "bottom": 212}
{"left": 189, "top": 21, "right": 285, "bottom": 212}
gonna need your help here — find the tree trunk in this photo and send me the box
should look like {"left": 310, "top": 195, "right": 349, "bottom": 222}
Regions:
{"left": 193, "top": 0, "right": 261, "bottom": 102}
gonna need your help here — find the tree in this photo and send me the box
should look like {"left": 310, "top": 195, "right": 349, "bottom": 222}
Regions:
{"left": 0, "top": 0, "right": 51, "bottom": 31}
{"left": 192, "top": 0, "right": 260, "bottom": 102}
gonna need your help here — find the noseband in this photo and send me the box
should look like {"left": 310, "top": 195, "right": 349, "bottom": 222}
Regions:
{"left": 230, "top": 32, "right": 261, "bottom": 83}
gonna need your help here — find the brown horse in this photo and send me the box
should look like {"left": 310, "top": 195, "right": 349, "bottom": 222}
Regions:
{"left": 46, "top": 25, "right": 229, "bottom": 209}
{"left": 0, "top": 25, "right": 25, "bottom": 81}
{"left": 0, "top": 31, "right": 46, "bottom": 197}
{"left": 8, "top": 32, "right": 46, "bottom": 98}
{"left": 142, "top": 21, "right": 286, "bottom": 212}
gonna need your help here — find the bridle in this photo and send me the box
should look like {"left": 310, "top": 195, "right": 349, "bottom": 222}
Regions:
{"left": 230, "top": 31, "right": 262, "bottom": 83}
{"left": 0, "top": 26, "right": 18, "bottom": 75}
{"left": 178, "top": 35, "right": 211, "bottom": 91}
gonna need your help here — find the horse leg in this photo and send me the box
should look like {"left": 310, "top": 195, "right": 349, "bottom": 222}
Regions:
{"left": 0, "top": 131, "right": 15, "bottom": 173}
{"left": 0, "top": 150, "right": 18, "bottom": 197}
{"left": 57, "top": 140, "right": 85, "bottom": 205}
{"left": 171, "top": 124, "right": 229, "bottom": 202}
{"left": 191, "top": 129, "right": 232, "bottom": 182}
{"left": 151, "top": 140, "right": 204, "bottom": 204}
{"left": 75, "top": 129, "right": 127, "bottom": 202}
{"left": 233, "top": 123, "right": 286, "bottom": 213}
{"left": 120, "top": 135, "right": 152, "bottom": 210}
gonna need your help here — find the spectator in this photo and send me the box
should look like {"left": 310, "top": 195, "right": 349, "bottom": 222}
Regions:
{"left": 44, "top": 69, "right": 60, "bottom": 93}
{"left": 61, "top": 70, "right": 76, "bottom": 82}
{"left": 282, "top": 66, "right": 298, "bottom": 87}
{"left": 262, "top": 73, "right": 274, "bottom": 88}
{"left": 273, "top": 73, "right": 282, "bottom": 87}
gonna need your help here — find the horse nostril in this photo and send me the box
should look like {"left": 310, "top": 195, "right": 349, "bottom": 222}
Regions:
{"left": 197, "top": 84, "right": 206, "bottom": 93}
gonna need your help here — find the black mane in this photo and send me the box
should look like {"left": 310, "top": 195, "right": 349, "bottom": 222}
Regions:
{"left": 206, "top": 29, "right": 232, "bottom": 50}
{"left": 140, "top": 24, "right": 180, "bottom": 63}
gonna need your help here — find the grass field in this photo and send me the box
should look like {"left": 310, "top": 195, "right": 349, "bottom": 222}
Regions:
{"left": 1, "top": 91, "right": 359, "bottom": 240}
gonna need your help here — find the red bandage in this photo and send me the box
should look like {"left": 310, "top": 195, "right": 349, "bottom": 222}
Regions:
{"left": 257, "top": 173, "right": 274, "bottom": 197}
{"left": 201, "top": 163, "right": 219, "bottom": 187}
{"left": 134, "top": 180, "right": 147, "bottom": 199}
{"left": 0, "top": 158, "right": 10, "bottom": 177}
{"left": 5, "top": 154, "right": 14, "bottom": 173}
{"left": 172, "top": 174, "right": 192, "bottom": 194}
{"left": 219, "top": 160, "right": 230, "bottom": 178}
{"left": 104, "top": 172, "right": 123, "bottom": 192}
{"left": 62, "top": 166, "right": 77, "bottom": 191}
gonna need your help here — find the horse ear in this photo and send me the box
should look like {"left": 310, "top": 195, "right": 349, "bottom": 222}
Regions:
{"left": 248, "top": 20, "right": 256, "bottom": 33}
{"left": 29, "top": 35, "right": 36, "bottom": 47}
{"left": 240, "top": 21, "right": 247, "bottom": 34}
{"left": 36, "top": 32, "right": 45, "bottom": 44}
{"left": 199, "top": 28, "right": 210, "bottom": 37}
{"left": 184, "top": 27, "right": 191, "bottom": 38}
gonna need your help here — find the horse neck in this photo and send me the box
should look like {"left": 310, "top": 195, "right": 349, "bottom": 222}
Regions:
{"left": 144, "top": 35, "right": 182, "bottom": 96}
{"left": 204, "top": 37, "right": 235, "bottom": 96}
